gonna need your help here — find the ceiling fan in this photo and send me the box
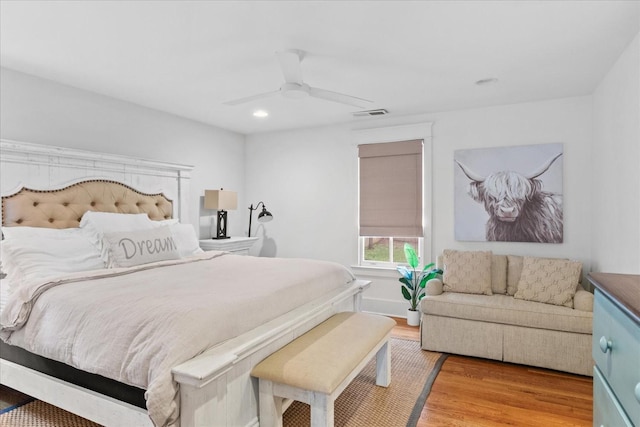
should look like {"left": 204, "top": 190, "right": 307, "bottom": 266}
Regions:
{"left": 223, "top": 49, "right": 373, "bottom": 108}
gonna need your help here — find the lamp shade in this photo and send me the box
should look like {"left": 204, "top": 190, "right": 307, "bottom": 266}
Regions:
{"left": 257, "top": 207, "right": 273, "bottom": 222}
{"left": 204, "top": 189, "right": 237, "bottom": 211}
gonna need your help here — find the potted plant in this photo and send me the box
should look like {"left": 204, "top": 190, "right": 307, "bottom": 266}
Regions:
{"left": 397, "top": 243, "right": 442, "bottom": 326}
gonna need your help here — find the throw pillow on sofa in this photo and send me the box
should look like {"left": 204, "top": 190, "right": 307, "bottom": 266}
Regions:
{"left": 514, "top": 256, "right": 582, "bottom": 307}
{"left": 491, "top": 254, "right": 508, "bottom": 294}
{"left": 442, "top": 250, "right": 493, "bottom": 295}
{"left": 506, "top": 255, "right": 524, "bottom": 295}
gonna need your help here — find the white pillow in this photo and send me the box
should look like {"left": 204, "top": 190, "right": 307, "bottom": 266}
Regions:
{"left": 1, "top": 227, "right": 91, "bottom": 278}
{"left": 152, "top": 218, "right": 180, "bottom": 227}
{"left": 169, "top": 224, "right": 203, "bottom": 258}
{"left": 1, "top": 225, "right": 82, "bottom": 240}
{"left": 80, "top": 212, "right": 156, "bottom": 261}
{"left": 79, "top": 211, "right": 155, "bottom": 232}
{"left": 103, "top": 226, "right": 180, "bottom": 268}
{"left": 1, "top": 228, "right": 105, "bottom": 292}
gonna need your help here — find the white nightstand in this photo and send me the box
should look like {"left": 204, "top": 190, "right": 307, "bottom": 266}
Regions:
{"left": 199, "top": 237, "right": 259, "bottom": 256}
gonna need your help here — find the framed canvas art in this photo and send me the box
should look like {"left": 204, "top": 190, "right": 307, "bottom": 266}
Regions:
{"left": 454, "top": 143, "right": 563, "bottom": 243}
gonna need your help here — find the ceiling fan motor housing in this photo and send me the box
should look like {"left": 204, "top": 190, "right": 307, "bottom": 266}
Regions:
{"left": 280, "top": 82, "right": 310, "bottom": 99}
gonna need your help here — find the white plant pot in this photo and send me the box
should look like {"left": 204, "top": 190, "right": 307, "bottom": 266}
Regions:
{"left": 406, "top": 309, "right": 421, "bottom": 326}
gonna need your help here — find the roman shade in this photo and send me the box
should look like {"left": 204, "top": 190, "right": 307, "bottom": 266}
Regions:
{"left": 358, "top": 139, "right": 423, "bottom": 237}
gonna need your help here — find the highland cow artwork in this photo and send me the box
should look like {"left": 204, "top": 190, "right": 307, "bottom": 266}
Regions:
{"left": 454, "top": 143, "right": 563, "bottom": 243}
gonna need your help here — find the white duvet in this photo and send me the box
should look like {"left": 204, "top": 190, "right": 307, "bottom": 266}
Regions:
{"left": 0, "top": 251, "right": 355, "bottom": 427}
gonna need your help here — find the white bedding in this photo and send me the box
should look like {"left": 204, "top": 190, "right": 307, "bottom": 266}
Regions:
{"left": 0, "top": 279, "right": 8, "bottom": 314}
{"left": 0, "top": 251, "right": 355, "bottom": 427}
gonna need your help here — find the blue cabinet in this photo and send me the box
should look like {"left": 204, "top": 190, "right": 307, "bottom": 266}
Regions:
{"left": 589, "top": 273, "right": 640, "bottom": 427}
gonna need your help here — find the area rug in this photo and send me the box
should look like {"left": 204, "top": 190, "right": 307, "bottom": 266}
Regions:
{"left": 0, "top": 338, "right": 446, "bottom": 427}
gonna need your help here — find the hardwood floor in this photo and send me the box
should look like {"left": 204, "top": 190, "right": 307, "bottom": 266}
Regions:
{"left": 390, "top": 317, "right": 593, "bottom": 426}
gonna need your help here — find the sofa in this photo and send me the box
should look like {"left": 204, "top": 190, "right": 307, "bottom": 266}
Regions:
{"left": 420, "top": 250, "right": 593, "bottom": 376}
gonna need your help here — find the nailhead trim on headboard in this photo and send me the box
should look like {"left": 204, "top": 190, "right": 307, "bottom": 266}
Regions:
{"left": 2, "top": 179, "right": 173, "bottom": 228}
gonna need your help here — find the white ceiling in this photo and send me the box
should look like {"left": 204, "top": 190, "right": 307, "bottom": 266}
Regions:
{"left": 1, "top": 1, "right": 638, "bottom": 135}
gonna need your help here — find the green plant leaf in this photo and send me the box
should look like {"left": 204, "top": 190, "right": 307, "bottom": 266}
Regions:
{"left": 399, "top": 277, "right": 414, "bottom": 290}
{"left": 419, "top": 275, "right": 429, "bottom": 288}
{"left": 404, "top": 243, "right": 419, "bottom": 268}
{"left": 422, "top": 262, "right": 435, "bottom": 272}
{"left": 397, "top": 265, "right": 413, "bottom": 280}
{"left": 401, "top": 285, "right": 412, "bottom": 301}
{"left": 423, "top": 268, "right": 443, "bottom": 282}
{"left": 423, "top": 272, "right": 436, "bottom": 283}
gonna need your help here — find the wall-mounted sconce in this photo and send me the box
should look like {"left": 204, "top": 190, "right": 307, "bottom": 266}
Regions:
{"left": 248, "top": 202, "right": 273, "bottom": 237}
{"left": 204, "top": 188, "right": 238, "bottom": 239}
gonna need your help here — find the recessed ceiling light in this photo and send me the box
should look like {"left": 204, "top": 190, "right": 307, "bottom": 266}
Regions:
{"left": 253, "top": 110, "right": 269, "bottom": 118}
{"left": 475, "top": 78, "right": 499, "bottom": 86}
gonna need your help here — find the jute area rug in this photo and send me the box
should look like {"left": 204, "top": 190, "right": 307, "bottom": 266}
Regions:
{"left": 0, "top": 338, "right": 446, "bottom": 427}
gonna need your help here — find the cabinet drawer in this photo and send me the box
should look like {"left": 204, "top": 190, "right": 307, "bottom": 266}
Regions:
{"left": 593, "top": 291, "right": 640, "bottom": 425}
{"left": 594, "top": 367, "right": 634, "bottom": 427}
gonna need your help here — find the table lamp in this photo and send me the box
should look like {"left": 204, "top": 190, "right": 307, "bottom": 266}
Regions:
{"left": 204, "top": 189, "right": 238, "bottom": 239}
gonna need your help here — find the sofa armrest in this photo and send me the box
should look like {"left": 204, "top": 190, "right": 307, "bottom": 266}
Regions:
{"left": 574, "top": 289, "right": 594, "bottom": 312}
{"left": 425, "top": 278, "right": 443, "bottom": 296}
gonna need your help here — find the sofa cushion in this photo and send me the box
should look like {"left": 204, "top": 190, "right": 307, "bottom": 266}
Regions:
{"left": 491, "top": 255, "right": 508, "bottom": 294}
{"left": 420, "top": 293, "right": 592, "bottom": 334}
{"left": 506, "top": 255, "right": 523, "bottom": 295}
{"left": 442, "top": 250, "right": 492, "bottom": 295}
{"left": 514, "top": 257, "right": 582, "bottom": 307}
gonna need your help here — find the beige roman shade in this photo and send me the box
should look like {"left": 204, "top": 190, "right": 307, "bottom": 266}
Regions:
{"left": 358, "top": 139, "right": 423, "bottom": 237}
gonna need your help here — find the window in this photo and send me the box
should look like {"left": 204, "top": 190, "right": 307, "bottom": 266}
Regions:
{"left": 358, "top": 139, "right": 424, "bottom": 266}
{"left": 363, "top": 237, "right": 421, "bottom": 264}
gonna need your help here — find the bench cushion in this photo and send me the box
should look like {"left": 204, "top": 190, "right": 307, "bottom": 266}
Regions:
{"left": 420, "top": 293, "right": 592, "bottom": 334}
{"left": 251, "top": 312, "right": 395, "bottom": 394}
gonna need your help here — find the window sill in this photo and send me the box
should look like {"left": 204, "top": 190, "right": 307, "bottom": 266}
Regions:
{"left": 350, "top": 265, "right": 399, "bottom": 279}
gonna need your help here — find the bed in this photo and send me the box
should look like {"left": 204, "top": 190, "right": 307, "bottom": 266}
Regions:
{"left": 0, "top": 140, "right": 369, "bottom": 427}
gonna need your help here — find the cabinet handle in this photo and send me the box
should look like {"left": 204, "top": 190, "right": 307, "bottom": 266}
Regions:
{"left": 635, "top": 382, "right": 640, "bottom": 404}
{"left": 598, "top": 336, "right": 612, "bottom": 353}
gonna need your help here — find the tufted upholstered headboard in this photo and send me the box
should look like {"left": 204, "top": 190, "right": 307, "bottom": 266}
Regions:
{"left": 2, "top": 179, "right": 173, "bottom": 228}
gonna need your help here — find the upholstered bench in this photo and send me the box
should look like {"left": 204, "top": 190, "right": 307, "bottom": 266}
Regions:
{"left": 251, "top": 312, "right": 396, "bottom": 427}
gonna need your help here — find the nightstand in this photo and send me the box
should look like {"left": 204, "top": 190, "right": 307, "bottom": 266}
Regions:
{"left": 199, "top": 237, "right": 259, "bottom": 256}
{"left": 589, "top": 272, "right": 640, "bottom": 427}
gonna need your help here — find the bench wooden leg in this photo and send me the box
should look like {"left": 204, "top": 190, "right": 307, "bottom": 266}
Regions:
{"left": 259, "top": 379, "right": 283, "bottom": 427}
{"left": 310, "top": 392, "right": 334, "bottom": 427}
{"left": 375, "top": 340, "right": 391, "bottom": 387}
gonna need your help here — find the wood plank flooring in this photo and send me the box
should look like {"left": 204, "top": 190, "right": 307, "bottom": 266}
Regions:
{"left": 390, "top": 317, "right": 593, "bottom": 426}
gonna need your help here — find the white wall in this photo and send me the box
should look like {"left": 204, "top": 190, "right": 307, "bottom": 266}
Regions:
{"left": 0, "top": 68, "right": 246, "bottom": 237}
{"left": 244, "top": 124, "right": 357, "bottom": 260}
{"left": 246, "top": 96, "right": 594, "bottom": 316}
{"left": 592, "top": 33, "right": 640, "bottom": 274}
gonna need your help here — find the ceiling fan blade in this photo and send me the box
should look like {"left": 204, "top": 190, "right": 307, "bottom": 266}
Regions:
{"left": 308, "top": 87, "right": 373, "bottom": 108}
{"left": 276, "top": 50, "right": 304, "bottom": 84}
{"left": 223, "top": 89, "right": 280, "bottom": 106}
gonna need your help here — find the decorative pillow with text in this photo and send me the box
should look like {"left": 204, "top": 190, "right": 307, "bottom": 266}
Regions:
{"left": 103, "top": 226, "right": 180, "bottom": 268}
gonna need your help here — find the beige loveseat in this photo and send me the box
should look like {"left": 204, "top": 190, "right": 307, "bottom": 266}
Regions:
{"left": 420, "top": 250, "right": 593, "bottom": 376}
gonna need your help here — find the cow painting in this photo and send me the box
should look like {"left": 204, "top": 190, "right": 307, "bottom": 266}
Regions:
{"left": 454, "top": 144, "right": 563, "bottom": 243}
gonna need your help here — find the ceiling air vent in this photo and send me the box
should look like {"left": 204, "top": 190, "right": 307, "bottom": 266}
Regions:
{"left": 352, "top": 109, "right": 388, "bottom": 117}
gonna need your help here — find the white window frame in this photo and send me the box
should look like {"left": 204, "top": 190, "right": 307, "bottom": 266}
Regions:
{"left": 361, "top": 236, "right": 424, "bottom": 267}
{"left": 354, "top": 122, "right": 433, "bottom": 269}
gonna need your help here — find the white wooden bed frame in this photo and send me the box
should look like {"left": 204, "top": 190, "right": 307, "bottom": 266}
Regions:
{"left": 0, "top": 140, "right": 370, "bottom": 427}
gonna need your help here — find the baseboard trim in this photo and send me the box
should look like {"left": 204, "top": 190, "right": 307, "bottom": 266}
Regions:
{"left": 361, "top": 297, "right": 410, "bottom": 318}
